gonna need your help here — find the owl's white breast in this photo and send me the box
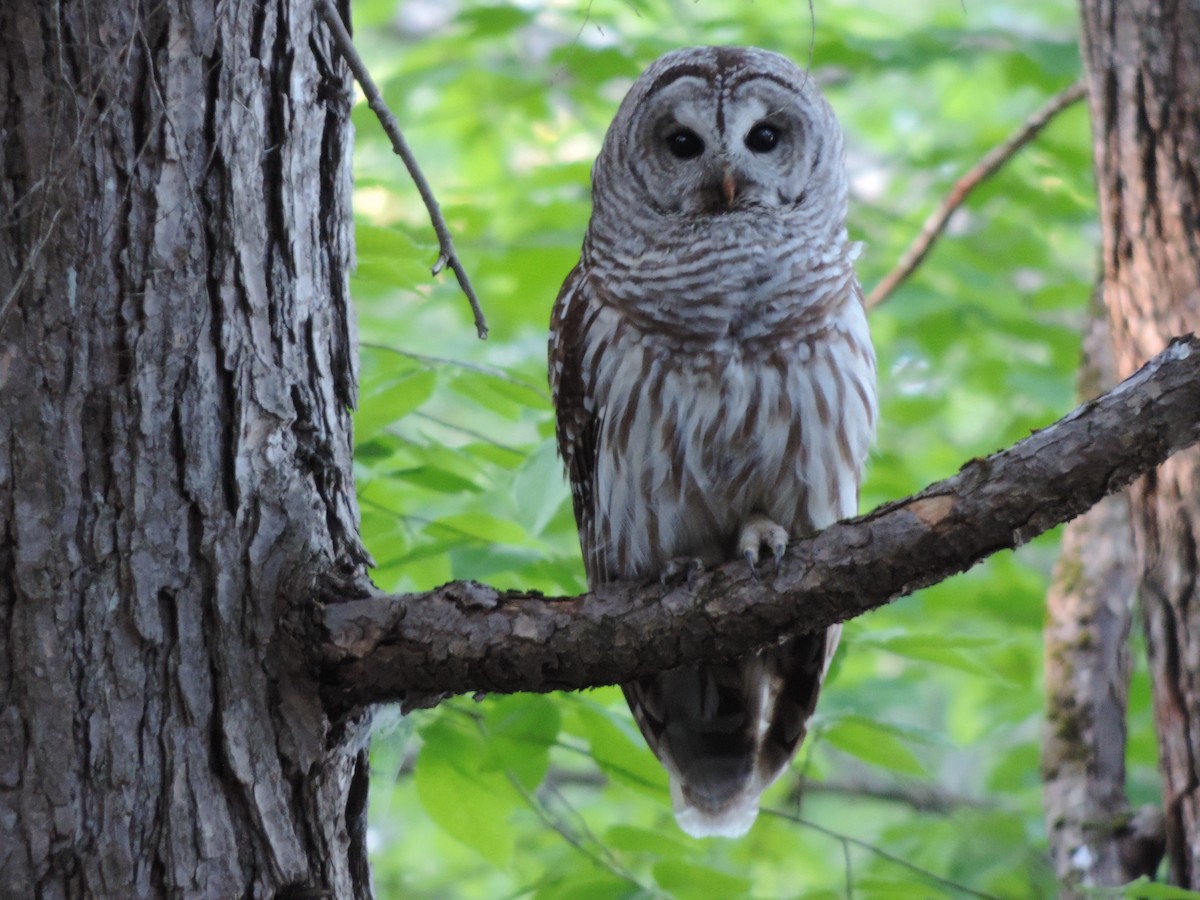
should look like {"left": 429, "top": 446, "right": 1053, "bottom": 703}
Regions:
{"left": 585, "top": 296, "right": 876, "bottom": 582}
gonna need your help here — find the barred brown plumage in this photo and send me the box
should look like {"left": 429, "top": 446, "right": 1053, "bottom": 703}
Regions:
{"left": 549, "top": 46, "right": 877, "bottom": 838}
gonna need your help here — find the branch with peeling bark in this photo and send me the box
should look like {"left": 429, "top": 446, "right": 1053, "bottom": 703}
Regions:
{"left": 313, "top": 336, "right": 1200, "bottom": 712}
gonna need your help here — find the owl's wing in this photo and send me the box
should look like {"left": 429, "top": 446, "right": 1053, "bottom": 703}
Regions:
{"left": 549, "top": 264, "right": 601, "bottom": 569}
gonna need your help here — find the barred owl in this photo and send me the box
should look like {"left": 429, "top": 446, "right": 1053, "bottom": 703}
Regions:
{"left": 549, "top": 46, "right": 877, "bottom": 838}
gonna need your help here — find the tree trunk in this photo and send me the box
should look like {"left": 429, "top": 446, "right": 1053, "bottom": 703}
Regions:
{"left": 0, "top": 1, "right": 372, "bottom": 896}
{"left": 1079, "top": 0, "right": 1200, "bottom": 885}
{"left": 1041, "top": 303, "right": 1158, "bottom": 892}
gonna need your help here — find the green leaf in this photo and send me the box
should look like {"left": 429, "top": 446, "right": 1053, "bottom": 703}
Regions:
{"left": 414, "top": 714, "right": 518, "bottom": 866}
{"left": 481, "top": 694, "right": 561, "bottom": 789}
{"left": 389, "top": 465, "right": 482, "bottom": 495}
{"left": 513, "top": 438, "right": 571, "bottom": 536}
{"left": 431, "top": 512, "right": 530, "bottom": 546}
{"left": 354, "top": 222, "right": 436, "bottom": 289}
{"left": 853, "top": 629, "right": 1007, "bottom": 679}
{"left": 1122, "top": 878, "right": 1200, "bottom": 899}
{"left": 602, "top": 824, "right": 691, "bottom": 858}
{"left": 531, "top": 870, "right": 635, "bottom": 900}
{"left": 354, "top": 369, "right": 437, "bottom": 440}
{"left": 353, "top": 436, "right": 396, "bottom": 462}
{"left": 818, "top": 715, "right": 929, "bottom": 776}
{"left": 652, "top": 860, "right": 753, "bottom": 899}
{"left": 460, "top": 5, "right": 533, "bottom": 37}
{"left": 851, "top": 876, "right": 954, "bottom": 899}
{"left": 572, "top": 698, "right": 668, "bottom": 797}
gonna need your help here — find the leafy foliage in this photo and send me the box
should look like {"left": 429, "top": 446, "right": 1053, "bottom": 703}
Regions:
{"left": 349, "top": 1, "right": 1158, "bottom": 895}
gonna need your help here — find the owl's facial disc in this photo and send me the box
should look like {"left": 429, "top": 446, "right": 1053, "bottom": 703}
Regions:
{"left": 638, "top": 77, "right": 813, "bottom": 216}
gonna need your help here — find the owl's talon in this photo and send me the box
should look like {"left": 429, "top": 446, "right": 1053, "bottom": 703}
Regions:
{"left": 744, "top": 549, "right": 760, "bottom": 581}
{"left": 738, "top": 515, "right": 790, "bottom": 575}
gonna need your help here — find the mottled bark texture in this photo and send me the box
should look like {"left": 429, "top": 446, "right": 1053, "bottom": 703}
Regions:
{"left": 0, "top": 1, "right": 372, "bottom": 897}
{"left": 1042, "top": 307, "right": 1164, "bottom": 892}
{"left": 316, "top": 338, "right": 1200, "bottom": 707}
{"left": 1080, "top": 0, "right": 1200, "bottom": 886}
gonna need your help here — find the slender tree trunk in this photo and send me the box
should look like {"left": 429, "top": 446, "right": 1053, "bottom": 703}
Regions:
{"left": 0, "top": 1, "right": 372, "bottom": 895}
{"left": 1042, "top": 308, "right": 1134, "bottom": 889}
{"left": 1079, "top": 0, "right": 1200, "bottom": 885}
{"left": 1041, "top": 302, "right": 1167, "bottom": 892}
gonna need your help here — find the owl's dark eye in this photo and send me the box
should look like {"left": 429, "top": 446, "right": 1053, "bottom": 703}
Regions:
{"left": 745, "top": 123, "right": 779, "bottom": 153}
{"left": 666, "top": 129, "right": 705, "bottom": 160}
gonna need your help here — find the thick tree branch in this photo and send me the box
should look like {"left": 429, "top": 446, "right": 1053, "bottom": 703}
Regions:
{"left": 314, "top": 336, "right": 1200, "bottom": 710}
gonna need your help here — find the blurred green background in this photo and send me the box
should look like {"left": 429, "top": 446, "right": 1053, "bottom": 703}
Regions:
{"left": 346, "top": 2, "right": 1151, "bottom": 896}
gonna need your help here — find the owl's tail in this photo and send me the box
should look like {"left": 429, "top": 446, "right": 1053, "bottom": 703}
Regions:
{"left": 623, "top": 627, "right": 839, "bottom": 839}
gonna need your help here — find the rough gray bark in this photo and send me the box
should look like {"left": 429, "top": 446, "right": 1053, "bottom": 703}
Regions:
{"left": 0, "top": 1, "right": 372, "bottom": 896}
{"left": 315, "top": 337, "right": 1200, "bottom": 707}
{"left": 1080, "top": 0, "right": 1200, "bottom": 885}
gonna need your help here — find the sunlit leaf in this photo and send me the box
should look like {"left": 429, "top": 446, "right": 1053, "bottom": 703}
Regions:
{"left": 603, "top": 824, "right": 692, "bottom": 858}
{"left": 573, "top": 699, "right": 668, "bottom": 797}
{"left": 414, "top": 715, "right": 518, "bottom": 866}
{"left": 513, "top": 439, "right": 571, "bottom": 536}
{"left": 1122, "top": 878, "right": 1200, "bottom": 899}
{"left": 354, "top": 222, "right": 437, "bottom": 289}
{"left": 853, "top": 629, "right": 1010, "bottom": 679}
{"left": 389, "top": 465, "right": 483, "bottom": 494}
{"left": 652, "top": 860, "right": 753, "bottom": 899}
{"left": 531, "top": 870, "right": 636, "bottom": 900}
{"left": 355, "top": 370, "right": 437, "bottom": 440}
{"left": 818, "top": 715, "right": 930, "bottom": 776}
{"left": 481, "top": 694, "right": 562, "bottom": 789}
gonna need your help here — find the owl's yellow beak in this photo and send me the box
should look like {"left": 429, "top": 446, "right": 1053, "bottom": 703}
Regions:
{"left": 721, "top": 170, "right": 739, "bottom": 207}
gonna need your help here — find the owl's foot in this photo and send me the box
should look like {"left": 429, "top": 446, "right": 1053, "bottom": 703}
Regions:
{"left": 738, "top": 515, "right": 789, "bottom": 574}
{"left": 661, "top": 556, "right": 705, "bottom": 588}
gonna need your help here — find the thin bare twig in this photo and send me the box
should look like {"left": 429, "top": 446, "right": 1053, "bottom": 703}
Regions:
{"left": 795, "top": 774, "right": 993, "bottom": 814}
{"left": 866, "top": 79, "right": 1086, "bottom": 310}
{"left": 762, "top": 807, "right": 1003, "bottom": 900}
{"left": 315, "top": 0, "right": 489, "bottom": 339}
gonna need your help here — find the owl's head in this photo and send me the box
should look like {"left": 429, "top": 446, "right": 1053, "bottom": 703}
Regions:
{"left": 592, "top": 46, "right": 846, "bottom": 222}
